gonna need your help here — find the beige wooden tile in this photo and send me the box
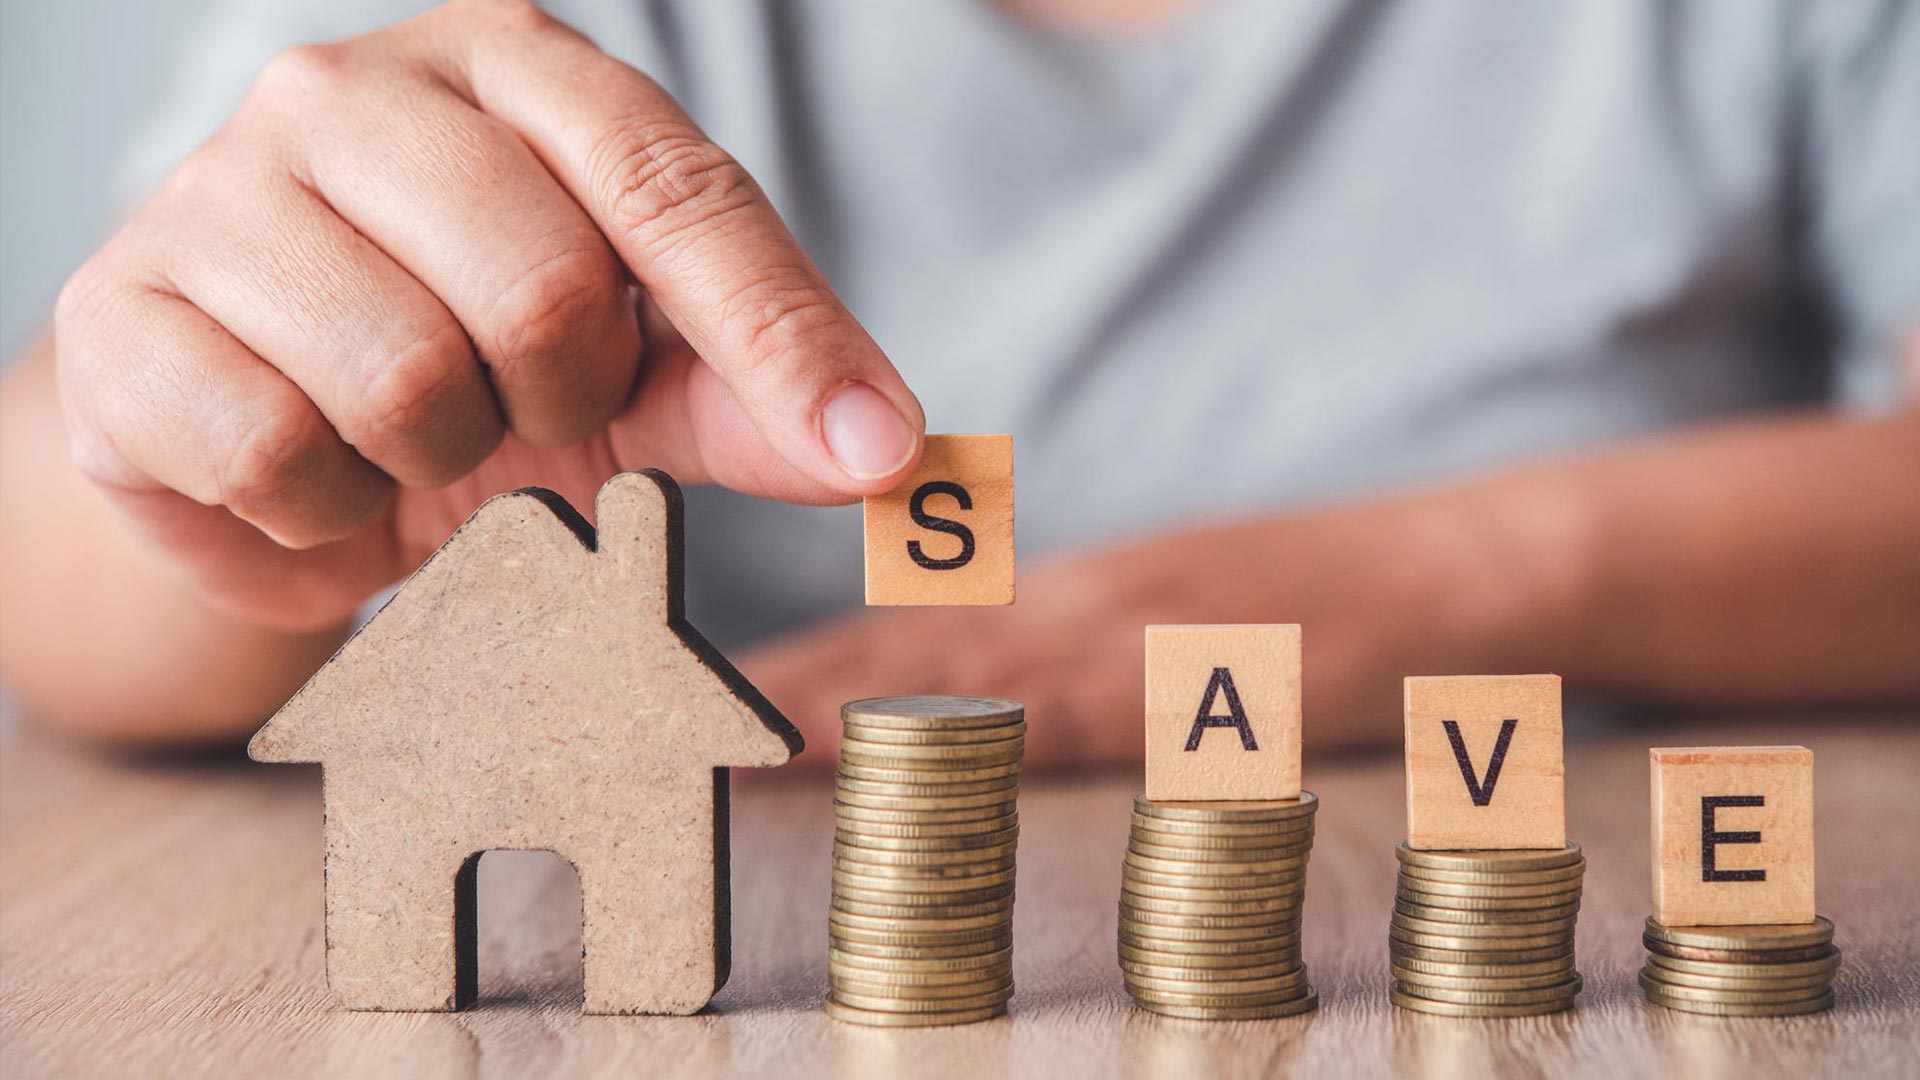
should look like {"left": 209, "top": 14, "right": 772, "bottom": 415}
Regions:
{"left": 863, "top": 434, "right": 1014, "bottom": 606}
{"left": 1144, "top": 624, "right": 1302, "bottom": 801}
{"left": 1650, "top": 746, "right": 1815, "bottom": 926}
{"left": 1403, "top": 675, "right": 1565, "bottom": 851}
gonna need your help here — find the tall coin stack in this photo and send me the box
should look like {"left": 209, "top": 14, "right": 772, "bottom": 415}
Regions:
{"left": 1388, "top": 842, "right": 1586, "bottom": 1017}
{"left": 1117, "top": 792, "right": 1320, "bottom": 1019}
{"left": 826, "top": 696, "right": 1024, "bottom": 1027}
{"left": 1639, "top": 916, "right": 1838, "bottom": 1016}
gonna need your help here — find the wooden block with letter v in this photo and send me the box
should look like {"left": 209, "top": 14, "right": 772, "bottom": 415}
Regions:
{"left": 863, "top": 434, "right": 1014, "bottom": 606}
{"left": 1144, "top": 624, "right": 1302, "bottom": 801}
{"left": 1403, "top": 674, "right": 1565, "bottom": 850}
{"left": 1650, "top": 746, "right": 1814, "bottom": 926}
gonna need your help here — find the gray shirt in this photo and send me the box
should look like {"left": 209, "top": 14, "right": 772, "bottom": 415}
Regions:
{"left": 121, "top": 0, "right": 1919, "bottom": 647}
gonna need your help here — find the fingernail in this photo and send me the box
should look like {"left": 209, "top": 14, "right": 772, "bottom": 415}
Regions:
{"left": 822, "top": 382, "right": 918, "bottom": 481}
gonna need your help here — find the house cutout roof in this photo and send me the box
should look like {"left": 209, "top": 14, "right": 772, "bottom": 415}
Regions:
{"left": 250, "top": 470, "right": 802, "bottom": 770}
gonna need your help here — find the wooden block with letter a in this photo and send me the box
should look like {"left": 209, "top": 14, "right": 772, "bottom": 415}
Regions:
{"left": 1403, "top": 675, "right": 1565, "bottom": 850}
{"left": 863, "top": 434, "right": 1014, "bottom": 606}
{"left": 1650, "top": 746, "right": 1815, "bottom": 926}
{"left": 1144, "top": 624, "right": 1302, "bottom": 801}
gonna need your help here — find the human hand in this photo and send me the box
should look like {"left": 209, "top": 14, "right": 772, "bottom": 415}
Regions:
{"left": 736, "top": 493, "right": 1555, "bottom": 768}
{"left": 52, "top": 0, "right": 922, "bottom": 631}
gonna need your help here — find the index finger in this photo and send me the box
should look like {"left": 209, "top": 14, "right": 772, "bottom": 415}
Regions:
{"left": 419, "top": 1, "right": 924, "bottom": 497}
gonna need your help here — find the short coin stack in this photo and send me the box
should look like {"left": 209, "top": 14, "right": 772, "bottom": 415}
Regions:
{"left": 1639, "top": 916, "right": 1839, "bottom": 1016}
{"left": 1389, "top": 842, "right": 1586, "bottom": 1017}
{"left": 826, "top": 696, "right": 1024, "bottom": 1027}
{"left": 1117, "top": 792, "right": 1319, "bottom": 1019}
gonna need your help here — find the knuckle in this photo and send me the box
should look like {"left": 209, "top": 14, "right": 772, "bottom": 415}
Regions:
{"left": 485, "top": 245, "right": 622, "bottom": 372}
{"left": 352, "top": 319, "right": 475, "bottom": 448}
{"left": 718, "top": 280, "right": 844, "bottom": 378}
{"left": 448, "top": 0, "right": 554, "bottom": 33}
{"left": 251, "top": 42, "right": 353, "bottom": 104}
{"left": 215, "top": 399, "right": 332, "bottom": 518}
{"left": 593, "top": 124, "right": 758, "bottom": 253}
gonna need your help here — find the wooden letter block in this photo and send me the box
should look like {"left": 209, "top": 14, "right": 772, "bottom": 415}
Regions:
{"left": 1650, "top": 746, "right": 1815, "bottom": 926}
{"left": 1144, "top": 625, "right": 1301, "bottom": 801}
{"left": 248, "top": 471, "right": 803, "bottom": 1014}
{"left": 1403, "top": 675, "right": 1565, "bottom": 850}
{"left": 863, "top": 434, "right": 1014, "bottom": 606}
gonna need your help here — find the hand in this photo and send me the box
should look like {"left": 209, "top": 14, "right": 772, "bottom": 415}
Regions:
{"left": 51, "top": 0, "right": 923, "bottom": 631}
{"left": 736, "top": 494, "right": 1553, "bottom": 768}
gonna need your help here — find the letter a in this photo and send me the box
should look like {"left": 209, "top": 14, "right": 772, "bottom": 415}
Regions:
{"left": 1183, "top": 667, "right": 1259, "bottom": 752}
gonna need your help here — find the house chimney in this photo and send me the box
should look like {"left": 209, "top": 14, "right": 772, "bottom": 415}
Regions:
{"left": 593, "top": 470, "right": 682, "bottom": 621}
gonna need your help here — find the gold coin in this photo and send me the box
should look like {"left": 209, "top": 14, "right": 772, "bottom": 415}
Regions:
{"left": 1133, "top": 792, "right": 1319, "bottom": 823}
{"left": 1130, "top": 990, "right": 1318, "bottom": 1020}
{"left": 829, "top": 922, "right": 1012, "bottom": 948}
{"left": 830, "top": 905, "right": 1011, "bottom": 931}
{"left": 824, "top": 998, "right": 1007, "bottom": 1026}
{"left": 842, "top": 695, "right": 1023, "bottom": 728}
{"left": 1395, "top": 877, "right": 1585, "bottom": 902}
{"left": 834, "top": 848, "right": 1015, "bottom": 873}
{"left": 1127, "top": 838, "right": 1313, "bottom": 863}
{"left": 829, "top": 945, "right": 1012, "bottom": 974}
{"left": 839, "top": 750, "right": 1025, "bottom": 777}
{"left": 1121, "top": 903, "right": 1304, "bottom": 930}
{"left": 1120, "top": 954, "right": 1303, "bottom": 981}
{"left": 1395, "top": 842, "right": 1583, "bottom": 873}
{"left": 828, "top": 934, "right": 1012, "bottom": 959}
{"left": 1393, "top": 974, "right": 1581, "bottom": 1006}
{"left": 834, "top": 835, "right": 1020, "bottom": 861}
{"left": 1123, "top": 850, "right": 1312, "bottom": 876}
{"left": 1390, "top": 926, "right": 1574, "bottom": 954}
{"left": 1124, "top": 983, "right": 1316, "bottom": 1009}
{"left": 1636, "top": 972, "right": 1833, "bottom": 1005}
{"left": 1131, "top": 814, "right": 1316, "bottom": 840}
{"left": 1391, "top": 964, "right": 1579, "bottom": 991}
{"left": 833, "top": 813, "right": 1019, "bottom": 840}
{"left": 1389, "top": 987, "right": 1573, "bottom": 1017}
{"left": 829, "top": 959, "right": 1011, "bottom": 986}
{"left": 1391, "top": 954, "right": 1575, "bottom": 979}
{"left": 1640, "top": 989, "right": 1833, "bottom": 1017}
{"left": 1125, "top": 968, "right": 1311, "bottom": 999}
{"left": 1121, "top": 878, "right": 1300, "bottom": 904}
{"left": 1123, "top": 864, "right": 1307, "bottom": 891}
{"left": 1640, "top": 936, "right": 1837, "bottom": 965}
{"left": 834, "top": 881, "right": 1014, "bottom": 907}
{"left": 1119, "top": 920, "right": 1298, "bottom": 945}
{"left": 1121, "top": 945, "right": 1297, "bottom": 972}
{"left": 834, "top": 799, "right": 1016, "bottom": 824}
{"left": 836, "top": 774, "right": 1019, "bottom": 799}
{"left": 832, "top": 894, "right": 1015, "bottom": 920}
{"left": 1644, "top": 949, "right": 1840, "bottom": 981}
{"left": 1642, "top": 915, "right": 1834, "bottom": 952}
{"left": 841, "top": 719, "right": 1027, "bottom": 745}
{"left": 1397, "top": 862, "right": 1586, "bottom": 887}
{"left": 839, "top": 737, "right": 1025, "bottom": 764}
{"left": 830, "top": 985, "right": 1012, "bottom": 1013}
{"left": 1120, "top": 891, "right": 1301, "bottom": 917}
{"left": 1118, "top": 928, "right": 1302, "bottom": 955}
{"left": 1128, "top": 826, "right": 1315, "bottom": 853}
{"left": 1392, "top": 899, "right": 1582, "bottom": 925}
{"left": 837, "top": 763, "right": 1024, "bottom": 786}
{"left": 1636, "top": 963, "right": 1831, "bottom": 993}
{"left": 832, "top": 973, "right": 1015, "bottom": 1001}
{"left": 1391, "top": 911, "right": 1578, "bottom": 937}
{"left": 1397, "top": 933, "right": 1574, "bottom": 957}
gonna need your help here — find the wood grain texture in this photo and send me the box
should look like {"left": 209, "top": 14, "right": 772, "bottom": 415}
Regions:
{"left": 1144, "top": 625, "right": 1302, "bottom": 801}
{"left": 1403, "top": 675, "right": 1565, "bottom": 850}
{"left": 4, "top": 715, "right": 1917, "bottom": 1080}
{"left": 1650, "top": 746, "right": 1816, "bottom": 927}
{"left": 863, "top": 434, "right": 1015, "bottom": 606}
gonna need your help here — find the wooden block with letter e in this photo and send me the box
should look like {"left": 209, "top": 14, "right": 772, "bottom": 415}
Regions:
{"left": 1650, "top": 746, "right": 1815, "bottom": 926}
{"left": 1144, "top": 624, "right": 1302, "bottom": 801}
{"left": 1403, "top": 675, "right": 1565, "bottom": 850}
{"left": 863, "top": 433, "right": 1014, "bottom": 606}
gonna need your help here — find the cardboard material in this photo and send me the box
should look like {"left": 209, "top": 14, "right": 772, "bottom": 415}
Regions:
{"left": 1143, "top": 625, "right": 1302, "bottom": 801}
{"left": 1650, "top": 746, "right": 1815, "bottom": 927}
{"left": 1403, "top": 675, "right": 1566, "bottom": 851}
{"left": 863, "top": 434, "right": 1014, "bottom": 606}
{"left": 249, "top": 470, "right": 802, "bottom": 1014}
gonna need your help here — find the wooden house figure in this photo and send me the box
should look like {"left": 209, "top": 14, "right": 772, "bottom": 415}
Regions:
{"left": 249, "top": 470, "right": 803, "bottom": 1015}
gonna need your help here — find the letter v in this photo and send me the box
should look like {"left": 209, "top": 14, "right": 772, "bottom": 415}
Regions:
{"left": 1443, "top": 719, "right": 1518, "bottom": 807}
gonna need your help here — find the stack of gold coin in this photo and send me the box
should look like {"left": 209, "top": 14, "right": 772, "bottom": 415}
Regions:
{"left": 1388, "top": 842, "right": 1585, "bottom": 1017}
{"left": 826, "top": 696, "right": 1024, "bottom": 1027}
{"left": 1117, "top": 792, "right": 1319, "bottom": 1019}
{"left": 1639, "top": 916, "right": 1838, "bottom": 1016}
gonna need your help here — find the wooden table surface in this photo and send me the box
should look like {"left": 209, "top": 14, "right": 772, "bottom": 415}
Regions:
{"left": 3, "top": 714, "right": 1917, "bottom": 1080}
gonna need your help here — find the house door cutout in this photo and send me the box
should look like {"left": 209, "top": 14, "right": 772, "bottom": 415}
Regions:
{"left": 456, "top": 850, "right": 584, "bottom": 1007}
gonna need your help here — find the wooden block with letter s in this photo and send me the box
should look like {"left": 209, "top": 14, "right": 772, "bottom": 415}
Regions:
{"left": 863, "top": 434, "right": 1014, "bottom": 606}
{"left": 1650, "top": 746, "right": 1815, "bottom": 926}
{"left": 1403, "top": 674, "right": 1566, "bottom": 850}
{"left": 1144, "top": 624, "right": 1302, "bottom": 802}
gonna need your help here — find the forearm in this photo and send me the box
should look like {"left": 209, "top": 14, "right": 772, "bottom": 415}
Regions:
{"left": 1456, "top": 405, "right": 1920, "bottom": 706}
{"left": 0, "top": 339, "right": 348, "bottom": 745}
